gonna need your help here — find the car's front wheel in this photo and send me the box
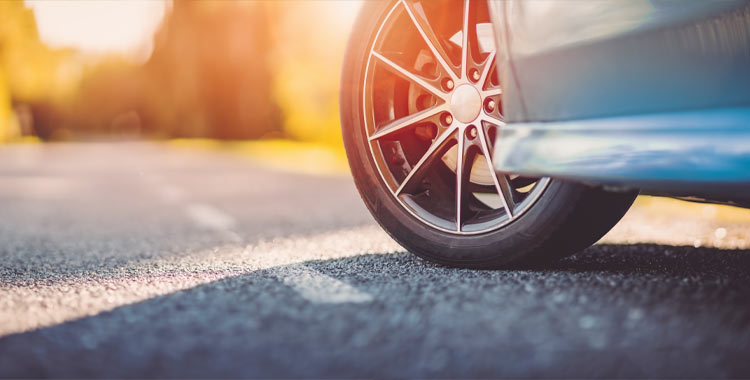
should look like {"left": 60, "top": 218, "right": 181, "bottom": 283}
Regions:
{"left": 340, "top": 0, "right": 637, "bottom": 268}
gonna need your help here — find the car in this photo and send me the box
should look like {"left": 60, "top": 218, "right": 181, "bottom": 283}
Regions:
{"left": 339, "top": 0, "right": 750, "bottom": 268}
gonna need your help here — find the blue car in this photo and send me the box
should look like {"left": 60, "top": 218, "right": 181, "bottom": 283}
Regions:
{"left": 340, "top": 0, "right": 750, "bottom": 268}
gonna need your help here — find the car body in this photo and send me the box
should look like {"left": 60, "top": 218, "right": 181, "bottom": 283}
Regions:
{"left": 490, "top": 0, "right": 750, "bottom": 205}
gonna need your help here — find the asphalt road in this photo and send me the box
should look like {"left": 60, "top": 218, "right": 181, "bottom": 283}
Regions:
{"left": 1, "top": 142, "right": 749, "bottom": 378}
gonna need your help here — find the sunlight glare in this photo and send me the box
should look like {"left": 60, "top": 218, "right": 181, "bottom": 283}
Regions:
{"left": 25, "top": 0, "right": 170, "bottom": 61}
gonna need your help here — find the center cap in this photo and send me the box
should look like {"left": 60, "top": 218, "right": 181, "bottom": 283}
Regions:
{"left": 450, "top": 84, "right": 482, "bottom": 123}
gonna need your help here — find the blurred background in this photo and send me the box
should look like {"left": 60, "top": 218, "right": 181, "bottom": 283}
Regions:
{"left": 0, "top": 0, "right": 359, "bottom": 147}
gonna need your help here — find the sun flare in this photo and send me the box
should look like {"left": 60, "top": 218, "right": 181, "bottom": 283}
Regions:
{"left": 25, "top": 0, "right": 170, "bottom": 61}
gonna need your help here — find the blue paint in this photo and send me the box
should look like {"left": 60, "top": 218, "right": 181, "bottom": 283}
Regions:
{"left": 494, "top": 108, "right": 750, "bottom": 184}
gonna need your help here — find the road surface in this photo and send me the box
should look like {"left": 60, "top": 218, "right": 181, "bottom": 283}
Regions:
{"left": 1, "top": 143, "right": 749, "bottom": 378}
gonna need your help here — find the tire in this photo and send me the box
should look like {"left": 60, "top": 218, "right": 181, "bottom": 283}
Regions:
{"left": 340, "top": 0, "right": 637, "bottom": 269}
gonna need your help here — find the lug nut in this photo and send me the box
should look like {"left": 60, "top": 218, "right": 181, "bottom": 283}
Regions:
{"left": 470, "top": 69, "right": 481, "bottom": 82}
{"left": 441, "top": 113, "right": 453, "bottom": 126}
{"left": 443, "top": 78, "right": 454, "bottom": 91}
{"left": 467, "top": 125, "right": 478, "bottom": 139}
{"left": 486, "top": 99, "right": 496, "bottom": 112}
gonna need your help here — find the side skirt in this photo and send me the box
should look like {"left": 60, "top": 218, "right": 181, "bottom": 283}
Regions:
{"left": 493, "top": 107, "right": 750, "bottom": 199}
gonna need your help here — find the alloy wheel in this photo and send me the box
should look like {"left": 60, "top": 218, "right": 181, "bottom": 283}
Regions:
{"left": 362, "top": 0, "right": 549, "bottom": 234}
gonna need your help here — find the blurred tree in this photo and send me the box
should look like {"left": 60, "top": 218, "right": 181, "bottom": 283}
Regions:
{"left": 3, "top": 1, "right": 283, "bottom": 141}
{"left": 2, "top": 0, "right": 359, "bottom": 145}
{"left": 65, "top": 57, "right": 143, "bottom": 139}
{"left": 0, "top": 1, "right": 80, "bottom": 141}
{"left": 267, "top": 0, "right": 360, "bottom": 148}
{"left": 0, "top": 73, "right": 17, "bottom": 142}
{"left": 140, "top": 1, "right": 282, "bottom": 140}
{"left": 54, "top": 1, "right": 284, "bottom": 140}
{"left": 0, "top": 1, "right": 37, "bottom": 141}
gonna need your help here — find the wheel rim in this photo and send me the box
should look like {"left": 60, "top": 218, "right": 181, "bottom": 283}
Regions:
{"left": 362, "top": 0, "right": 549, "bottom": 235}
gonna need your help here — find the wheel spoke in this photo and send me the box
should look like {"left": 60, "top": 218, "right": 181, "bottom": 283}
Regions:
{"left": 494, "top": 173, "right": 516, "bottom": 219}
{"left": 477, "top": 125, "right": 515, "bottom": 218}
{"left": 455, "top": 130, "right": 470, "bottom": 231}
{"left": 372, "top": 51, "right": 447, "bottom": 100}
{"left": 396, "top": 126, "right": 457, "bottom": 195}
{"left": 400, "top": 0, "right": 459, "bottom": 82}
{"left": 482, "top": 113, "right": 505, "bottom": 126}
{"left": 479, "top": 50, "right": 496, "bottom": 90}
{"left": 369, "top": 104, "right": 447, "bottom": 141}
{"left": 461, "top": 0, "right": 471, "bottom": 80}
{"left": 481, "top": 87, "right": 502, "bottom": 98}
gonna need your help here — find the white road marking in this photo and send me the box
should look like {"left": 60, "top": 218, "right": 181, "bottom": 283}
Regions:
{"left": 276, "top": 265, "right": 374, "bottom": 304}
{"left": 186, "top": 203, "right": 236, "bottom": 231}
{"left": 141, "top": 173, "right": 240, "bottom": 242}
{"left": 141, "top": 173, "right": 185, "bottom": 204}
{"left": 185, "top": 203, "right": 242, "bottom": 243}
